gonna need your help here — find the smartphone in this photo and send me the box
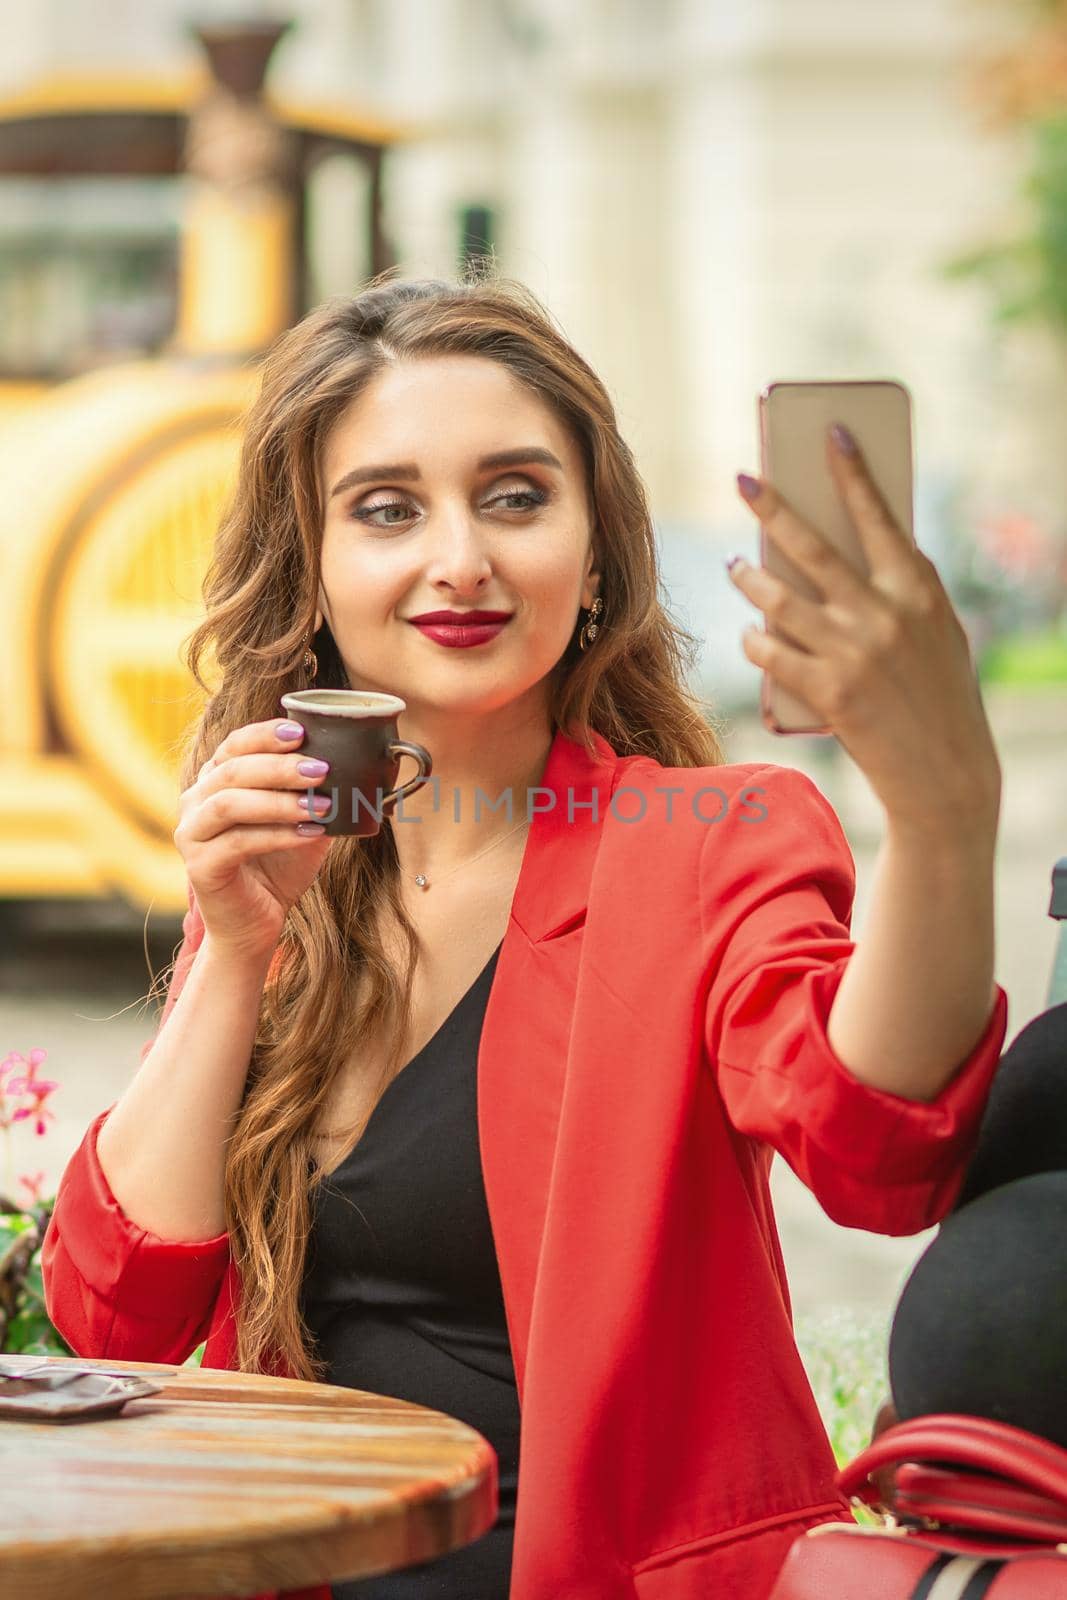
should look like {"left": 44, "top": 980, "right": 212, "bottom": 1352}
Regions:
{"left": 756, "top": 379, "right": 914, "bottom": 735}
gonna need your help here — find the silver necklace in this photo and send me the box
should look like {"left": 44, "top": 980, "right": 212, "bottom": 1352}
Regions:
{"left": 410, "top": 816, "right": 530, "bottom": 891}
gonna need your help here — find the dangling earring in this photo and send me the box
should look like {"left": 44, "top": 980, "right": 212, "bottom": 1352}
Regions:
{"left": 302, "top": 631, "right": 318, "bottom": 681}
{"left": 578, "top": 596, "right": 604, "bottom": 651}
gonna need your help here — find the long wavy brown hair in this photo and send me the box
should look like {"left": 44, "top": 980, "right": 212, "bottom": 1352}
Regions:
{"left": 173, "top": 269, "right": 727, "bottom": 1379}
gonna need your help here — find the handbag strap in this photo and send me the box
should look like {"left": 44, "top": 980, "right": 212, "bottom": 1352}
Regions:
{"left": 837, "top": 1414, "right": 1067, "bottom": 1508}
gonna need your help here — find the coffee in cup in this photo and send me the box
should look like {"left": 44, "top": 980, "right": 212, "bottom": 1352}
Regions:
{"left": 278, "top": 689, "right": 432, "bottom": 838}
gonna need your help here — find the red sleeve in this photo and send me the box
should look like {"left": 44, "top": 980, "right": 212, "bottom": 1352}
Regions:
{"left": 701, "top": 764, "right": 1009, "bottom": 1235}
{"left": 41, "top": 882, "right": 231, "bottom": 1362}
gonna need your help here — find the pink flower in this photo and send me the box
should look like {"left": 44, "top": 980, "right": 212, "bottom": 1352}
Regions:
{"left": 10, "top": 1103, "right": 57, "bottom": 1136}
{"left": 976, "top": 511, "right": 1053, "bottom": 580}
{"left": 17, "top": 1171, "right": 46, "bottom": 1206}
{"left": 0, "top": 1055, "right": 28, "bottom": 1133}
{"left": 2, "top": 1048, "right": 59, "bottom": 1136}
{"left": 6, "top": 1078, "right": 59, "bottom": 1099}
{"left": 4, "top": 1047, "right": 51, "bottom": 1095}
{"left": 0, "top": 1052, "right": 28, "bottom": 1083}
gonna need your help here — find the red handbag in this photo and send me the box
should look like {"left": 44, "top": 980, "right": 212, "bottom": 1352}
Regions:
{"left": 769, "top": 1414, "right": 1067, "bottom": 1598}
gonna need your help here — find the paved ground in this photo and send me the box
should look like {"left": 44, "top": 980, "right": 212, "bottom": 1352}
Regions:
{"left": 4, "top": 684, "right": 1064, "bottom": 1333}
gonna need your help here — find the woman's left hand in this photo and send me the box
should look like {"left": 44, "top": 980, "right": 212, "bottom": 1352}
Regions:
{"left": 728, "top": 423, "right": 1002, "bottom": 838}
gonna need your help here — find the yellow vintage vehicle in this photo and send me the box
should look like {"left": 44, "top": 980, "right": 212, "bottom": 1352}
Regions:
{"left": 0, "top": 23, "right": 404, "bottom": 914}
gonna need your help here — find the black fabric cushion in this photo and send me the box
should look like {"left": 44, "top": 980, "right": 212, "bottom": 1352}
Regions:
{"left": 954, "top": 1001, "right": 1067, "bottom": 1210}
{"left": 889, "top": 1169, "right": 1067, "bottom": 1449}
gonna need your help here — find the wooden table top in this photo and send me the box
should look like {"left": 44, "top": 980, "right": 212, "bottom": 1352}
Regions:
{"left": 0, "top": 1353, "right": 498, "bottom": 1599}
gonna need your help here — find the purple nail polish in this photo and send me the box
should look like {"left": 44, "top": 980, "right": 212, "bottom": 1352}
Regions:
{"left": 297, "top": 758, "right": 330, "bottom": 778}
{"left": 737, "top": 473, "right": 761, "bottom": 502}
{"left": 830, "top": 422, "right": 858, "bottom": 455}
{"left": 276, "top": 721, "right": 304, "bottom": 740}
{"left": 724, "top": 553, "right": 746, "bottom": 572}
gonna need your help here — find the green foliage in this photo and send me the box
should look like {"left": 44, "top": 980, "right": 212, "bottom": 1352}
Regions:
{"left": 794, "top": 1306, "right": 890, "bottom": 1469}
{"left": 0, "top": 1209, "right": 73, "bottom": 1357}
{"left": 945, "top": 112, "right": 1067, "bottom": 342}
{"left": 978, "top": 622, "right": 1067, "bottom": 682}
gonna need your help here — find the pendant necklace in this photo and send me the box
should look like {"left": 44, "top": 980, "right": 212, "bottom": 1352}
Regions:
{"left": 410, "top": 815, "right": 530, "bottom": 891}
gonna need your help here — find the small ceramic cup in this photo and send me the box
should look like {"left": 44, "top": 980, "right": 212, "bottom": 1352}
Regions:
{"left": 278, "top": 689, "right": 433, "bottom": 838}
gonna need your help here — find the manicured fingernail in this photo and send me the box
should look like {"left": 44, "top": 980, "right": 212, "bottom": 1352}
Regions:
{"left": 277, "top": 721, "right": 304, "bottom": 740}
{"left": 737, "top": 473, "right": 761, "bottom": 502}
{"left": 724, "top": 553, "right": 747, "bottom": 573}
{"left": 297, "top": 758, "right": 330, "bottom": 778}
{"left": 830, "top": 422, "right": 857, "bottom": 455}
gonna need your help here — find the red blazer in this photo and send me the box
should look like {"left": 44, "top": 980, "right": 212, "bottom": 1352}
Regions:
{"left": 43, "top": 726, "right": 1009, "bottom": 1600}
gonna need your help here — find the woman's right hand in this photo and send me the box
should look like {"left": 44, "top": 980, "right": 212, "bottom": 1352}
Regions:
{"left": 173, "top": 718, "right": 335, "bottom": 961}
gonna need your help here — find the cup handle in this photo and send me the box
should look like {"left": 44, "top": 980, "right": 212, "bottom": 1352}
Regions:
{"left": 382, "top": 740, "right": 433, "bottom": 810}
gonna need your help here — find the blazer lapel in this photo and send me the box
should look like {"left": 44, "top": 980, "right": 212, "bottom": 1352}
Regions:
{"left": 477, "top": 723, "right": 619, "bottom": 1398}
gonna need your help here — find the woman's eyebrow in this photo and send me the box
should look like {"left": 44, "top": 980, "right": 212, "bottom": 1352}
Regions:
{"left": 328, "top": 446, "right": 564, "bottom": 499}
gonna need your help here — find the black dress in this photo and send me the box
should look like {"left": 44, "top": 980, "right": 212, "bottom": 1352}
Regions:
{"left": 300, "top": 939, "right": 519, "bottom": 1599}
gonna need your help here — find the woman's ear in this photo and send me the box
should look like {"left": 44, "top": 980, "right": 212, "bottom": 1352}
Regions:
{"left": 581, "top": 546, "right": 601, "bottom": 611}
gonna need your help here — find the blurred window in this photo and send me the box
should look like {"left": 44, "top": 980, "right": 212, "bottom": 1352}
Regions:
{"left": 0, "top": 175, "right": 181, "bottom": 378}
{"left": 458, "top": 202, "right": 495, "bottom": 273}
{"left": 306, "top": 152, "right": 373, "bottom": 303}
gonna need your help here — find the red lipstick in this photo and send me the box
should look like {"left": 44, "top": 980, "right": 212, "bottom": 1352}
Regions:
{"left": 407, "top": 609, "right": 513, "bottom": 649}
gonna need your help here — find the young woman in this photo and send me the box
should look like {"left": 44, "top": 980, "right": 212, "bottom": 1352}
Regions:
{"left": 43, "top": 274, "right": 1009, "bottom": 1600}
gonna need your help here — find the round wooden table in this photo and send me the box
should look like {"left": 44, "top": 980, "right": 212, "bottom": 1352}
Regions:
{"left": 0, "top": 1352, "right": 498, "bottom": 1599}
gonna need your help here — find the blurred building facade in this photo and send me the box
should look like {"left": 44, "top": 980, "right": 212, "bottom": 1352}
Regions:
{"left": 0, "top": 1, "right": 1032, "bottom": 516}
{"left": 349, "top": 0, "right": 1030, "bottom": 534}
{"left": 9, "top": 0, "right": 1065, "bottom": 726}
